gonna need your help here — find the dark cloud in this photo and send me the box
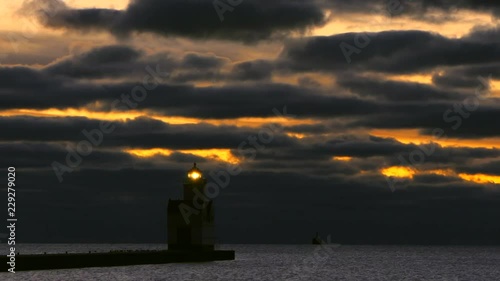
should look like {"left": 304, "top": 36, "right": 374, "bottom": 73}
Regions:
{"left": 344, "top": 100, "right": 500, "bottom": 139}
{"left": 41, "top": 45, "right": 232, "bottom": 81}
{"left": 337, "top": 74, "right": 467, "bottom": 101}
{"left": 2, "top": 62, "right": 500, "bottom": 140}
{"left": 279, "top": 30, "right": 500, "bottom": 74}
{"left": 44, "top": 45, "right": 145, "bottom": 78}
{"left": 230, "top": 60, "right": 274, "bottom": 81}
{"left": 432, "top": 73, "right": 482, "bottom": 89}
{"left": 180, "top": 53, "right": 228, "bottom": 70}
{"left": 44, "top": 8, "right": 121, "bottom": 31}
{"left": 456, "top": 160, "right": 500, "bottom": 176}
{"left": 322, "top": 0, "right": 500, "bottom": 20}
{"left": 0, "top": 66, "right": 63, "bottom": 89}
{"left": 21, "top": 0, "right": 121, "bottom": 31}
{"left": 418, "top": 0, "right": 500, "bottom": 18}
{"left": 0, "top": 116, "right": 295, "bottom": 149}
{"left": 0, "top": 65, "right": 379, "bottom": 118}
{"left": 431, "top": 62, "right": 500, "bottom": 91}
{"left": 418, "top": 108, "right": 500, "bottom": 138}
{"left": 34, "top": 0, "right": 327, "bottom": 42}
{"left": 324, "top": 135, "right": 410, "bottom": 158}
{"left": 466, "top": 25, "right": 500, "bottom": 44}
{"left": 0, "top": 142, "right": 135, "bottom": 170}
{"left": 284, "top": 123, "right": 331, "bottom": 134}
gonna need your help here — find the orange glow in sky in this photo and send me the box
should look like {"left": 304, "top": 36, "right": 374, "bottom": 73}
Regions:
{"left": 386, "top": 74, "right": 434, "bottom": 85}
{"left": 458, "top": 173, "right": 500, "bottom": 185}
{"left": 286, "top": 132, "right": 307, "bottom": 139}
{"left": 0, "top": 108, "right": 317, "bottom": 128}
{"left": 125, "top": 148, "right": 240, "bottom": 164}
{"left": 332, "top": 156, "right": 352, "bottom": 161}
{"left": 381, "top": 166, "right": 415, "bottom": 179}
{"left": 381, "top": 167, "right": 500, "bottom": 185}
{"left": 371, "top": 129, "right": 500, "bottom": 149}
{"left": 426, "top": 169, "right": 456, "bottom": 177}
{"left": 312, "top": 9, "right": 495, "bottom": 38}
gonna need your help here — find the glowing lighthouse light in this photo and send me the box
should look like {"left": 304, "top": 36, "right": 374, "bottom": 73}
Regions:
{"left": 187, "top": 163, "right": 202, "bottom": 180}
{"left": 189, "top": 171, "right": 201, "bottom": 180}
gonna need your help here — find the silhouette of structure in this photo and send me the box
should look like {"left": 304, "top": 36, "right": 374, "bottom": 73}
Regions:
{"left": 1, "top": 163, "right": 234, "bottom": 271}
{"left": 312, "top": 232, "right": 323, "bottom": 245}
{"left": 168, "top": 163, "right": 215, "bottom": 251}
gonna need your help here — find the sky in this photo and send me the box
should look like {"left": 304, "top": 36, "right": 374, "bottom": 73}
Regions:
{"left": 1, "top": 0, "right": 500, "bottom": 244}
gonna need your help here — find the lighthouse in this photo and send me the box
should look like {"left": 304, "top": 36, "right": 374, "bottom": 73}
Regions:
{"left": 167, "top": 163, "right": 215, "bottom": 251}
{"left": 1, "top": 162, "right": 234, "bottom": 271}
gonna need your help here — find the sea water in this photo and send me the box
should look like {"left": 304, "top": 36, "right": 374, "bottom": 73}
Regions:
{"left": 1, "top": 244, "right": 499, "bottom": 280}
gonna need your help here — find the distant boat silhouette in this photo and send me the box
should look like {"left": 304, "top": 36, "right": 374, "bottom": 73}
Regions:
{"left": 312, "top": 232, "right": 323, "bottom": 244}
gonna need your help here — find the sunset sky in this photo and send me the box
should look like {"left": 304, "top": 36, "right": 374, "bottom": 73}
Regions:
{"left": 2, "top": 0, "right": 500, "bottom": 244}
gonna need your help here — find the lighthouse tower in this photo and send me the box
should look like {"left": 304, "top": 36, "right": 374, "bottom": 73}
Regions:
{"left": 167, "top": 163, "right": 215, "bottom": 251}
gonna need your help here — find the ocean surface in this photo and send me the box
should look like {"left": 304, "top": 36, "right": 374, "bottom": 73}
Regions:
{"left": 2, "top": 244, "right": 500, "bottom": 280}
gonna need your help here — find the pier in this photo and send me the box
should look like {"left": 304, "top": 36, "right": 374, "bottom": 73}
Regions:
{"left": 1, "top": 249, "right": 235, "bottom": 271}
